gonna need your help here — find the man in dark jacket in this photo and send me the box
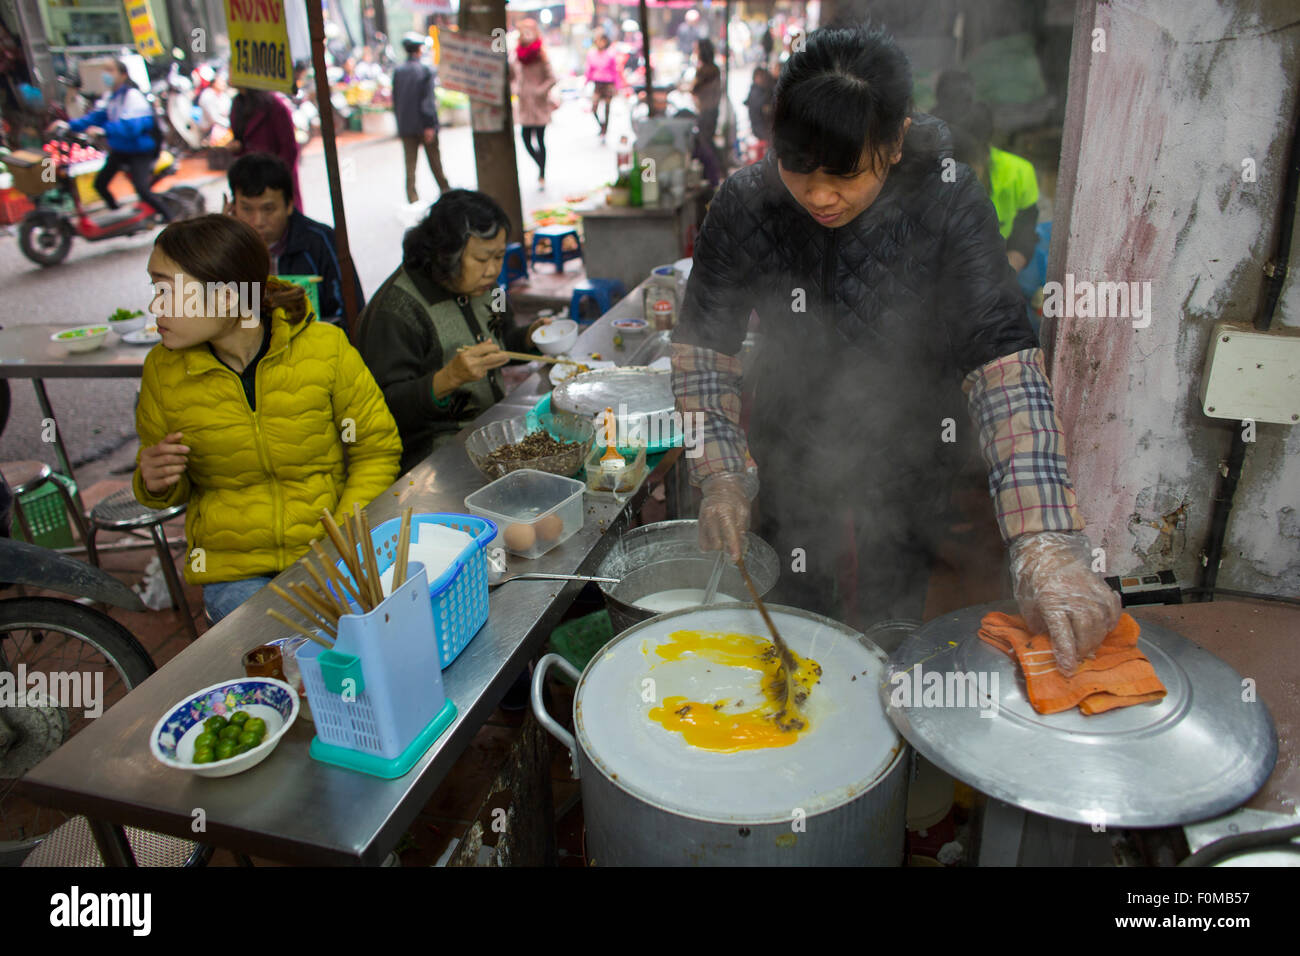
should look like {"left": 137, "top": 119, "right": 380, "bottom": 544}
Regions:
{"left": 225, "top": 152, "right": 364, "bottom": 326}
{"left": 392, "top": 33, "right": 450, "bottom": 204}
{"left": 672, "top": 24, "right": 1120, "bottom": 677}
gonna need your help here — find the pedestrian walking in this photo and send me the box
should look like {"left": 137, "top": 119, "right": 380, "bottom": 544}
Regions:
{"left": 229, "top": 87, "right": 302, "bottom": 212}
{"left": 691, "top": 38, "right": 723, "bottom": 183}
{"left": 511, "top": 18, "right": 557, "bottom": 189}
{"left": 392, "top": 32, "right": 450, "bottom": 204}
{"left": 585, "top": 30, "right": 623, "bottom": 141}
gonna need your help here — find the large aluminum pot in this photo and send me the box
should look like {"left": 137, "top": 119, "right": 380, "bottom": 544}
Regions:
{"left": 531, "top": 603, "right": 909, "bottom": 866}
{"left": 593, "top": 519, "right": 779, "bottom": 635}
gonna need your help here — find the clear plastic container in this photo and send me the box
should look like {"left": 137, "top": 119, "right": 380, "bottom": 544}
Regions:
{"left": 464, "top": 469, "right": 585, "bottom": 559}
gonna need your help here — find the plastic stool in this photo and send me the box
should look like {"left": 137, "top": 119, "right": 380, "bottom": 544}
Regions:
{"left": 570, "top": 278, "right": 626, "bottom": 323}
{"left": 0, "top": 460, "right": 89, "bottom": 547}
{"left": 530, "top": 225, "right": 583, "bottom": 273}
{"left": 21, "top": 815, "right": 212, "bottom": 867}
{"left": 498, "top": 242, "right": 529, "bottom": 288}
{"left": 85, "top": 488, "right": 196, "bottom": 640}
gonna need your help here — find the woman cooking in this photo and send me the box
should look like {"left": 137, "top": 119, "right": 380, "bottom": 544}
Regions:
{"left": 357, "top": 190, "right": 552, "bottom": 474}
{"left": 670, "top": 23, "right": 1120, "bottom": 676}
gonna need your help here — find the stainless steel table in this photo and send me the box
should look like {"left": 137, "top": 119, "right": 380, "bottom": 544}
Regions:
{"left": 0, "top": 324, "right": 151, "bottom": 514}
{"left": 19, "top": 278, "right": 686, "bottom": 866}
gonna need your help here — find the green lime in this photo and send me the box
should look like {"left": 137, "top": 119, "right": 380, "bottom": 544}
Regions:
{"left": 218, "top": 724, "right": 241, "bottom": 742}
{"left": 231, "top": 742, "right": 252, "bottom": 756}
{"left": 243, "top": 718, "right": 267, "bottom": 737}
{"left": 193, "top": 732, "right": 217, "bottom": 750}
{"left": 193, "top": 747, "right": 215, "bottom": 764}
{"left": 230, "top": 710, "right": 251, "bottom": 725}
{"left": 203, "top": 716, "right": 228, "bottom": 734}
{"left": 215, "top": 740, "right": 236, "bottom": 760}
{"left": 237, "top": 731, "right": 259, "bottom": 748}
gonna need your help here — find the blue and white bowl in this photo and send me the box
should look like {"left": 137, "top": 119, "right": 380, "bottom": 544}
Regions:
{"left": 150, "top": 677, "right": 299, "bottom": 778}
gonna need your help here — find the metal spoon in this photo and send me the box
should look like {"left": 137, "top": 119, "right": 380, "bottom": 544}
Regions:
{"left": 701, "top": 550, "right": 726, "bottom": 605}
{"left": 489, "top": 571, "right": 621, "bottom": 589}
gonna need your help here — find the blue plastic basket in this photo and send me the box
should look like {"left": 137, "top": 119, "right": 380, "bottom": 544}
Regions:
{"left": 297, "top": 561, "right": 457, "bottom": 774}
{"left": 335, "top": 512, "right": 496, "bottom": 669}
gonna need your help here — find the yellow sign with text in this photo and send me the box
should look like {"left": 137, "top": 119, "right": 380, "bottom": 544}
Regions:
{"left": 225, "top": 0, "right": 293, "bottom": 94}
{"left": 124, "top": 0, "right": 164, "bottom": 58}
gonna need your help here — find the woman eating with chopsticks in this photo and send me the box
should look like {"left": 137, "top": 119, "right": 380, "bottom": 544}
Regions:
{"left": 134, "top": 214, "right": 402, "bottom": 624}
{"left": 356, "top": 190, "right": 554, "bottom": 474}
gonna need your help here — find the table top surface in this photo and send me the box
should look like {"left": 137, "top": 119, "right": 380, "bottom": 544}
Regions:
{"left": 0, "top": 324, "right": 152, "bottom": 379}
{"left": 20, "top": 277, "right": 675, "bottom": 865}
{"left": 577, "top": 186, "right": 703, "bottom": 219}
{"left": 1129, "top": 600, "right": 1299, "bottom": 818}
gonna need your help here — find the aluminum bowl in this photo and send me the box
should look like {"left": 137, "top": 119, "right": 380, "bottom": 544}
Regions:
{"left": 465, "top": 411, "right": 595, "bottom": 480}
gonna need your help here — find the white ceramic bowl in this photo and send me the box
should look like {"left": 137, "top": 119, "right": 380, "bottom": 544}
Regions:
{"left": 531, "top": 318, "right": 579, "bottom": 355}
{"left": 612, "top": 317, "right": 649, "bottom": 336}
{"left": 108, "top": 314, "right": 146, "bottom": 334}
{"left": 150, "top": 677, "right": 299, "bottom": 778}
{"left": 50, "top": 324, "right": 110, "bottom": 353}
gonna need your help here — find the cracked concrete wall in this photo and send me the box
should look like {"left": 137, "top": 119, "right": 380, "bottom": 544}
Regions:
{"left": 1046, "top": 0, "right": 1300, "bottom": 595}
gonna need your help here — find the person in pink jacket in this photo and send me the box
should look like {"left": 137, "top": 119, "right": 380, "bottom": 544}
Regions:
{"left": 229, "top": 89, "right": 302, "bottom": 212}
{"left": 584, "top": 30, "right": 623, "bottom": 141}
{"left": 511, "top": 19, "right": 557, "bottom": 188}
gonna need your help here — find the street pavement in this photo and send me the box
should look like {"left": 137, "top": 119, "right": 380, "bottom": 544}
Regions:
{"left": 0, "top": 92, "right": 645, "bottom": 470}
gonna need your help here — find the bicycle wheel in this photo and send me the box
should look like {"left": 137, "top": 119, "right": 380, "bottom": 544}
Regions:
{"left": 0, "top": 598, "right": 155, "bottom": 866}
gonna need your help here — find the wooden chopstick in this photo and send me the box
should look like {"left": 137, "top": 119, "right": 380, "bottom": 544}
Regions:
{"left": 302, "top": 552, "right": 349, "bottom": 617}
{"left": 266, "top": 609, "right": 334, "bottom": 649}
{"left": 321, "top": 510, "right": 364, "bottom": 600}
{"left": 292, "top": 581, "right": 340, "bottom": 625}
{"left": 357, "top": 505, "right": 384, "bottom": 606}
{"left": 392, "top": 507, "right": 412, "bottom": 595}
{"left": 457, "top": 345, "right": 587, "bottom": 367}
{"left": 269, "top": 582, "right": 338, "bottom": 638}
{"left": 311, "top": 539, "right": 362, "bottom": 612}
{"left": 347, "top": 507, "right": 375, "bottom": 608}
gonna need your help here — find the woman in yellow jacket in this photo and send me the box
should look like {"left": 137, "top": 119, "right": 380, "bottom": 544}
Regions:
{"left": 133, "top": 214, "right": 402, "bottom": 623}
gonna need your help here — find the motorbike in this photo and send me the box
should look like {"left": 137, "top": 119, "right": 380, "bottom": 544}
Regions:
{"left": 16, "top": 130, "right": 205, "bottom": 267}
{"left": 0, "top": 534, "right": 157, "bottom": 865}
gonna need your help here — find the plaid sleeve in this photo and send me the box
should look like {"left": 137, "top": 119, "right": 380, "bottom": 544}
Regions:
{"left": 671, "top": 341, "right": 754, "bottom": 485}
{"left": 963, "top": 347, "right": 1085, "bottom": 541}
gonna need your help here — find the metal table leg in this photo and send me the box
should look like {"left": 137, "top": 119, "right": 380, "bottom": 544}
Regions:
{"left": 87, "top": 818, "right": 138, "bottom": 867}
{"left": 31, "top": 378, "right": 88, "bottom": 516}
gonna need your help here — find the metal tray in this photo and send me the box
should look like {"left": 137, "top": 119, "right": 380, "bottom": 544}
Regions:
{"left": 550, "top": 367, "right": 677, "bottom": 447}
{"left": 883, "top": 602, "right": 1277, "bottom": 828}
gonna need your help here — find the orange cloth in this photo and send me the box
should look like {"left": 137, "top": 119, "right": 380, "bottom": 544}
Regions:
{"left": 978, "top": 611, "right": 1166, "bottom": 715}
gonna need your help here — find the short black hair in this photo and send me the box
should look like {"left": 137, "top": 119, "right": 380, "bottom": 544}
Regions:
{"left": 228, "top": 152, "right": 295, "bottom": 206}
{"left": 403, "top": 189, "right": 510, "bottom": 289}
{"left": 773, "top": 22, "right": 912, "bottom": 177}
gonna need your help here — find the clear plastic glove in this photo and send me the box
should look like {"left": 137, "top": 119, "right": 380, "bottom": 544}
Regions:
{"left": 1009, "top": 531, "right": 1122, "bottom": 676}
{"left": 698, "top": 473, "right": 756, "bottom": 563}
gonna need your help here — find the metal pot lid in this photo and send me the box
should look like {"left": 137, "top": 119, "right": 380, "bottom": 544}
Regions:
{"left": 883, "top": 603, "right": 1277, "bottom": 828}
{"left": 575, "top": 603, "right": 903, "bottom": 824}
{"left": 551, "top": 368, "right": 675, "bottom": 428}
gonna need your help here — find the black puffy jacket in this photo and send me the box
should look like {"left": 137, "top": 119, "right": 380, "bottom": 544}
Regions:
{"left": 672, "top": 114, "right": 1036, "bottom": 506}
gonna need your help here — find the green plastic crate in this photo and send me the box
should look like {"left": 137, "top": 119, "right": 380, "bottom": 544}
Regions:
{"left": 276, "top": 274, "right": 322, "bottom": 322}
{"left": 13, "top": 479, "right": 74, "bottom": 550}
{"left": 547, "top": 610, "right": 614, "bottom": 685}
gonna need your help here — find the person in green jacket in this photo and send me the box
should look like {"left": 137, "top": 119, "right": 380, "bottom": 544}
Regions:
{"left": 356, "top": 190, "right": 552, "bottom": 474}
{"left": 945, "top": 100, "right": 1039, "bottom": 274}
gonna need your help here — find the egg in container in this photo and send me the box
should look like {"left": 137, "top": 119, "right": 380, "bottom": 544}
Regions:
{"left": 465, "top": 468, "right": 585, "bottom": 559}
